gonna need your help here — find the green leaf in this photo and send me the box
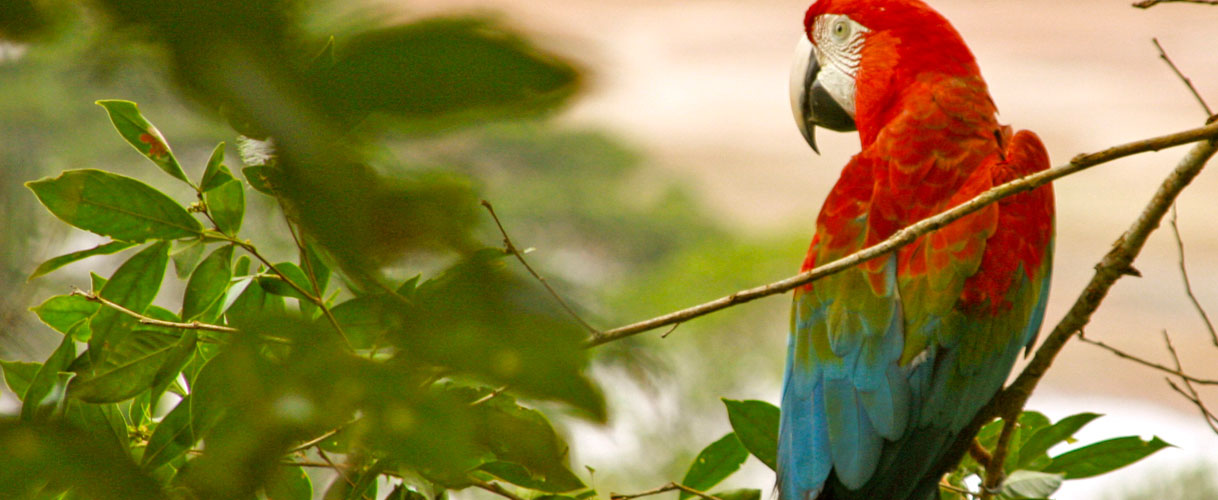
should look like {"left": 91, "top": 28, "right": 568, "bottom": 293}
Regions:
{"left": 30, "top": 294, "right": 99, "bottom": 335}
{"left": 28, "top": 241, "right": 138, "bottom": 281}
{"left": 265, "top": 464, "right": 313, "bottom": 500}
{"left": 89, "top": 241, "right": 170, "bottom": 354}
{"left": 998, "top": 470, "right": 1063, "bottom": 499}
{"left": 478, "top": 461, "right": 584, "bottom": 494}
{"left": 679, "top": 433, "right": 749, "bottom": 500}
{"left": 204, "top": 172, "right": 244, "bottom": 235}
{"left": 224, "top": 279, "right": 285, "bottom": 328}
{"left": 1003, "top": 411, "right": 1052, "bottom": 474}
{"left": 182, "top": 245, "right": 234, "bottom": 321}
{"left": 330, "top": 295, "right": 396, "bottom": 350}
{"left": 257, "top": 262, "right": 313, "bottom": 302}
{"left": 68, "top": 330, "right": 184, "bottom": 403}
{"left": 96, "top": 100, "right": 189, "bottom": 184}
{"left": 91, "top": 272, "right": 108, "bottom": 292}
{"left": 711, "top": 489, "right": 761, "bottom": 500}
{"left": 27, "top": 169, "right": 203, "bottom": 242}
{"left": 315, "top": 18, "right": 579, "bottom": 126}
{"left": 63, "top": 400, "right": 129, "bottom": 455}
{"left": 1043, "top": 435, "right": 1172, "bottom": 479}
{"left": 1014, "top": 413, "right": 1102, "bottom": 471}
{"left": 2, "top": 360, "right": 41, "bottom": 400}
{"left": 148, "top": 331, "right": 198, "bottom": 408}
{"left": 722, "top": 399, "right": 779, "bottom": 471}
{"left": 142, "top": 394, "right": 211, "bottom": 470}
{"left": 242, "top": 166, "right": 278, "bottom": 195}
{"left": 464, "top": 388, "right": 585, "bottom": 491}
{"left": 392, "top": 253, "right": 604, "bottom": 418}
{"left": 200, "top": 142, "right": 231, "bottom": 192}
{"left": 20, "top": 334, "right": 76, "bottom": 421}
{"left": 0, "top": 420, "right": 166, "bottom": 499}
{"left": 171, "top": 239, "right": 206, "bottom": 279}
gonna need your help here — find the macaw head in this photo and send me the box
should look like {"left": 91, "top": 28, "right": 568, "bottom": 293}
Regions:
{"left": 790, "top": 0, "right": 983, "bottom": 153}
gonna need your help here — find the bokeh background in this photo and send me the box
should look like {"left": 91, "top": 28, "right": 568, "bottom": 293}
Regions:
{"left": 2, "top": 1, "right": 1217, "bottom": 498}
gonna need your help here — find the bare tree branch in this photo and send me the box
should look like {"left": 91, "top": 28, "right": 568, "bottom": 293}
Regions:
{"left": 1134, "top": 0, "right": 1218, "bottom": 9}
{"left": 611, "top": 482, "right": 723, "bottom": 500}
{"left": 587, "top": 121, "right": 1218, "bottom": 347}
{"left": 481, "top": 200, "right": 600, "bottom": 334}
{"left": 1078, "top": 331, "right": 1218, "bottom": 385}
{"left": 70, "top": 288, "right": 239, "bottom": 334}
{"left": 1169, "top": 205, "right": 1218, "bottom": 345}
{"left": 934, "top": 125, "right": 1218, "bottom": 482}
{"left": 1159, "top": 330, "right": 1218, "bottom": 434}
{"left": 474, "top": 480, "right": 528, "bottom": 500}
{"left": 1152, "top": 38, "right": 1214, "bottom": 116}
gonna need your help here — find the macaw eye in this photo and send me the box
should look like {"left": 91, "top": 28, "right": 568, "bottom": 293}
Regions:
{"left": 831, "top": 19, "right": 851, "bottom": 41}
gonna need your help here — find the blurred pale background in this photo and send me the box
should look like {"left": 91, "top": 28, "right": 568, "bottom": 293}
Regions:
{"left": 3, "top": 1, "right": 1217, "bottom": 499}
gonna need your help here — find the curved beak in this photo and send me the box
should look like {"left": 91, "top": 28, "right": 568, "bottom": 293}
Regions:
{"left": 789, "top": 36, "right": 856, "bottom": 154}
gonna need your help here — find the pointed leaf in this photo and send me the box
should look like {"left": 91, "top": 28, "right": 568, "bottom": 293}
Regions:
{"left": 30, "top": 294, "right": 99, "bottom": 335}
{"left": 89, "top": 241, "right": 170, "bottom": 353}
{"left": 96, "top": 100, "right": 189, "bottom": 184}
{"left": 204, "top": 173, "right": 244, "bottom": 235}
{"left": 256, "top": 262, "right": 312, "bottom": 301}
{"left": 200, "top": 143, "right": 232, "bottom": 192}
{"left": 478, "top": 461, "right": 584, "bottom": 494}
{"left": 142, "top": 394, "right": 208, "bottom": 470}
{"left": 182, "top": 245, "right": 234, "bottom": 321}
{"left": 711, "top": 489, "right": 761, "bottom": 500}
{"left": 265, "top": 464, "right": 313, "bottom": 500}
{"left": 171, "top": 239, "right": 206, "bottom": 279}
{"left": 1044, "top": 436, "right": 1173, "bottom": 479}
{"left": 722, "top": 399, "right": 779, "bottom": 471}
{"left": 27, "top": 169, "right": 203, "bottom": 241}
{"left": 28, "top": 241, "right": 138, "bottom": 280}
{"left": 998, "top": 470, "right": 1063, "bottom": 499}
{"left": 679, "top": 433, "right": 749, "bottom": 500}
{"left": 242, "top": 166, "right": 278, "bottom": 195}
{"left": 63, "top": 400, "right": 129, "bottom": 455}
{"left": 1015, "top": 413, "right": 1102, "bottom": 471}
{"left": 20, "top": 334, "right": 76, "bottom": 421}
{"left": 2, "top": 360, "right": 41, "bottom": 400}
{"left": 68, "top": 330, "right": 183, "bottom": 403}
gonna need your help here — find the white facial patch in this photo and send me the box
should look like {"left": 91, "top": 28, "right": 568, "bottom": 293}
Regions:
{"left": 811, "top": 14, "right": 869, "bottom": 117}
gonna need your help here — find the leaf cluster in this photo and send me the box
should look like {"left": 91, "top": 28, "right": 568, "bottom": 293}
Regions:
{"left": 3, "top": 6, "right": 606, "bottom": 496}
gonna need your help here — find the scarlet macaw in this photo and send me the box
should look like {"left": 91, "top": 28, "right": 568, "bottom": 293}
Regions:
{"left": 778, "top": 1, "right": 1055, "bottom": 499}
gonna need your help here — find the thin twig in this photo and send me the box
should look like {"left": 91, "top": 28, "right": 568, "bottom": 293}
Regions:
{"left": 934, "top": 124, "right": 1218, "bottom": 482}
{"left": 1134, "top": 0, "right": 1218, "bottom": 9}
{"left": 979, "top": 416, "right": 1018, "bottom": 500}
{"left": 317, "top": 447, "right": 360, "bottom": 493}
{"left": 968, "top": 439, "right": 992, "bottom": 469}
{"left": 611, "top": 482, "right": 723, "bottom": 500}
{"left": 481, "top": 200, "right": 600, "bottom": 334}
{"left": 217, "top": 232, "right": 351, "bottom": 346}
{"left": 1160, "top": 330, "right": 1218, "bottom": 434}
{"left": 588, "top": 121, "right": 1218, "bottom": 347}
{"left": 70, "top": 288, "right": 240, "bottom": 334}
{"left": 939, "top": 480, "right": 980, "bottom": 499}
{"left": 287, "top": 423, "right": 348, "bottom": 454}
{"left": 474, "top": 480, "right": 527, "bottom": 500}
{"left": 1078, "top": 332, "right": 1218, "bottom": 385}
{"left": 469, "top": 386, "right": 509, "bottom": 406}
{"left": 1152, "top": 38, "right": 1214, "bottom": 116}
{"left": 1169, "top": 205, "right": 1218, "bottom": 346}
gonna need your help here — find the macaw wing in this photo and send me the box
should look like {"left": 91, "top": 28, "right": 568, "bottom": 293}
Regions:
{"left": 778, "top": 130, "right": 1053, "bottom": 500}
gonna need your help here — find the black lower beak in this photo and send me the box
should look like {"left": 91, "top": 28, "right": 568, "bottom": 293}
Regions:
{"left": 793, "top": 48, "right": 857, "bottom": 154}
